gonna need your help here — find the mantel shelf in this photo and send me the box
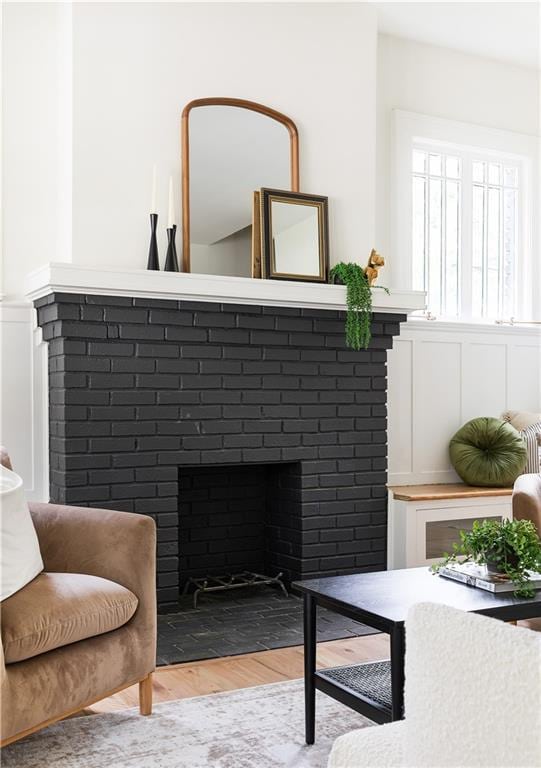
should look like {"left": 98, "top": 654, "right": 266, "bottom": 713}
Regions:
{"left": 25, "top": 263, "right": 426, "bottom": 315}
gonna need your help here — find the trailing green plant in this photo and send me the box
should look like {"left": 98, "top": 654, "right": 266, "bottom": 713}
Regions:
{"left": 329, "top": 263, "right": 389, "bottom": 350}
{"left": 431, "top": 518, "right": 541, "bottom": 598}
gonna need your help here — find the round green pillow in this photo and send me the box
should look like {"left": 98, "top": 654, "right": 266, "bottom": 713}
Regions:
{"left": 449, "top": 417, "right": 527, "bottom": 487}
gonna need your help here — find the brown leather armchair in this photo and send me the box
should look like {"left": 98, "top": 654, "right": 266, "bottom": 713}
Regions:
{"left": 0, "top": 452, "right": 157, "bottom": 746}
{"left": 513, "top": 473, "right": 541, "bottom": 535}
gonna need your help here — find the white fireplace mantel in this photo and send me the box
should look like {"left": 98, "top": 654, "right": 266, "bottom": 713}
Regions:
{"left": 25, "top": 263, "right": 425, "bottom": 315}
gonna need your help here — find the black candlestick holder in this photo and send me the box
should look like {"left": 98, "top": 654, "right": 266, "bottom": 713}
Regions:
{"left": 164, "top": 224, "right": 179, "bottom": 272}
{"left": 147, "top": 213, "right": 160, "bottom": 270}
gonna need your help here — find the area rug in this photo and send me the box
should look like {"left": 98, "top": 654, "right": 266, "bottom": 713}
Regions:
{"left": 2, "top": 680, "right": 373, "bottom": 768}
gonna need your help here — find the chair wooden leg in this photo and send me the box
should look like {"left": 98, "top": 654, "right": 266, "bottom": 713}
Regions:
{"left": 139, "top": 673, "right": 153, "bottom": 716}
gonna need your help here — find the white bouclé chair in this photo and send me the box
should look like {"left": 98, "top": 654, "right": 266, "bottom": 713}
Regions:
{"left": 328, "top": 602, "right": 541, "bottom": 768}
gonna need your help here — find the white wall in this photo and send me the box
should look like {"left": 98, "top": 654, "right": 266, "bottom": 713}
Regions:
{"left": 71, "top": 2, "right": 377, "bottom": 279}
{"left": 0, "top": 304, "right": 48, "bottom": 500}
{"left": 1, "top": 2, "right": 378, "bottom": 498}
{"left": 1, "top": 3, "right": 70, "bottom": 494}
{"left": 1, "top": 2, "right": 72, "bottom": 302}
{"left": 377, "top": 33, "right": 540, "bottom": 271}
{"left": 2, "top": 2, "right": 378, "bottom": 300}
{"left": 380, "top": 34, "right": 541, "bottom": 485}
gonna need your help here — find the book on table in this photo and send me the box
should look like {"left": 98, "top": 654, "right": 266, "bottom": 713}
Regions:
{"left": 438, "top": 562, "right": 541, "bottom": 593}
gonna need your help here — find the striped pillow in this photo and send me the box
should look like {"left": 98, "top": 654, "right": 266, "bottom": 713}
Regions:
{"left": 519, "top": 422, "right": 541, "bottom": 474}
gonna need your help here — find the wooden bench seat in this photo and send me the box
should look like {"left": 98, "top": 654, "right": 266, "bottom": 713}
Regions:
{"left": 389, "top": 484, "right": 513, "bottom": 502}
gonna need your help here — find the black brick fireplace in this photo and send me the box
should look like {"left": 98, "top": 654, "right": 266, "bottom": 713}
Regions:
{"left": 35, "top": 292, "right": 405, "bottom": 612}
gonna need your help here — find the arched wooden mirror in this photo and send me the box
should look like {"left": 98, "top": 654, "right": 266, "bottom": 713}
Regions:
{"left": 181, "top": 98, "right": 299, "bottom": 275}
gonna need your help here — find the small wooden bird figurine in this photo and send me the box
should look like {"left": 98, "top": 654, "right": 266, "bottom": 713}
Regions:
{"left": 364, "top": 248, "right": 385, "bottom": 286}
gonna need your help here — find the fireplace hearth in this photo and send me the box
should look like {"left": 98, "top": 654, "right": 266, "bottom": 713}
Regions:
{"left": 156, "top": 588, "right": 379, "bottom": 665}
{"left": 35, "top": 291, "right": 407, "bottom": 612}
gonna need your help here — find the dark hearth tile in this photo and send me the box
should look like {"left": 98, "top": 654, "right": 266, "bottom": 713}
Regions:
{"left": 156, "top": 591, "right": 379, "bottom": 665}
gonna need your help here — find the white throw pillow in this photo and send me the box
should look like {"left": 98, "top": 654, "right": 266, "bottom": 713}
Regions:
{"left": 502, "top": 410, "right": 541, "bottom": 432}
{"left": 0, "top": 464, "right": 43, "bottom": 601}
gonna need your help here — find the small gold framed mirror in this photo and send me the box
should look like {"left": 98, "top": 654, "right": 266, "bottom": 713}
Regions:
{"left": 259, "top": 188, "right": 329, "bottom": 282}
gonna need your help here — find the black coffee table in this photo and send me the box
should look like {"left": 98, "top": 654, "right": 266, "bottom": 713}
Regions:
{"left": 293, "top": 567, "right": 541, "bottom": 744}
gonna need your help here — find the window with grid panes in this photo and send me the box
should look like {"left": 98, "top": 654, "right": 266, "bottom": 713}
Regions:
{"left": 412, "top": 146, "right": 520, "bottom": 320}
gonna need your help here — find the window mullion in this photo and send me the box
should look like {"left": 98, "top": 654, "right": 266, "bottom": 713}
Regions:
{"left": 461, "top": 158, "right": 473, "bottom": 319}
{"left": 499, "top": 180, "right": 504, "bottom": 318}
{"left": 515, "top": 172, "right": 525, "bottom": 318}
{"left": 441, "top": 173, "right": 447, "bottom": 315}
{"left": 425, "top": 171, "right": 430, "bottom": 307}
{"left": 482, "top": 179, "right": 489, "bottom": 317}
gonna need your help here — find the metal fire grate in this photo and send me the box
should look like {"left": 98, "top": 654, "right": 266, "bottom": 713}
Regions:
{"left": 182, "top": 570, "right": 289, "bottom": 608}
{"left": 318, "top": 660, "right": 392, "bottom": 709}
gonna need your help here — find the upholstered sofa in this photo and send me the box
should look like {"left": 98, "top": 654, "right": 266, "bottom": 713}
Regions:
{"left": 0, "top": 452, "right": 157, "bottom": 746}
{"left": 513, "top": 472, "right": 541, "bottom": 534}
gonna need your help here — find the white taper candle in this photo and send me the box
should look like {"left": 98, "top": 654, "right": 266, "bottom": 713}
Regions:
{"left": 168, "top": 175, "right": 175, "bottom": 228}
{"left": 150, "top": 164, "right": 157, "bottom": 213}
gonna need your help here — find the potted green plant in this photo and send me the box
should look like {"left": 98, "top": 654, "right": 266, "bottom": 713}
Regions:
{"left": 329, "top": 262, "right": 389, "bottom": 350}
{"left": 432, "top": 518, "right": 541, "bottom": 597}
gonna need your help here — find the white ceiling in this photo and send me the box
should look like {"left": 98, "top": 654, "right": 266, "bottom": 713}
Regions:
{"left": 375, "top": 2, "right": 540, "bottom": 70}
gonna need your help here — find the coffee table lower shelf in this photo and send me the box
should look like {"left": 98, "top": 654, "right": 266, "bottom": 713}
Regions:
{"left": 315, "top": 660, "right": 393, "bottom": 724}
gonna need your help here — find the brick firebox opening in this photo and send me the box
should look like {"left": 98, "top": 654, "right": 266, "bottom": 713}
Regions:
{"left": 178, "top": 462, "right": 301, "bottom": 588}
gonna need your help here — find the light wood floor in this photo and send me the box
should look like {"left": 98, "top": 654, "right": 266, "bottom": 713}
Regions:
{"left": 87, "top": 633, "right": 389, "bottom": 714}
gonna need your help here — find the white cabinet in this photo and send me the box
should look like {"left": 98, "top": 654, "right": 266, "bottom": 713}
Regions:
{"left": 388, "top": 488, "right": 513, "bottom": 569}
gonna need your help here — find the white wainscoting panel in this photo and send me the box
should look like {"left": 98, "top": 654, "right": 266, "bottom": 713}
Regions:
{"left": 0, "top": 302, "right": 48, "bottom": 500}
{"left": 388, "top": 320, "right": 541, "bottom": 485}
{"left": 508, "top": 344, "right": 541, "bottom": 409}
{"left": 462, "top": 342, "right": 507, "bottom": 422}
{"left": 414, "top": 339, "right": 462, "bottom": 479}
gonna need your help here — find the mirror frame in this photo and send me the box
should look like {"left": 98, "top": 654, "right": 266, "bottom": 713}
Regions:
{"left": 181, "top": 97, "right": 300, "bottom": 273}
{"left": 259, "top": 188, "right": 329, "bottom": 283}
